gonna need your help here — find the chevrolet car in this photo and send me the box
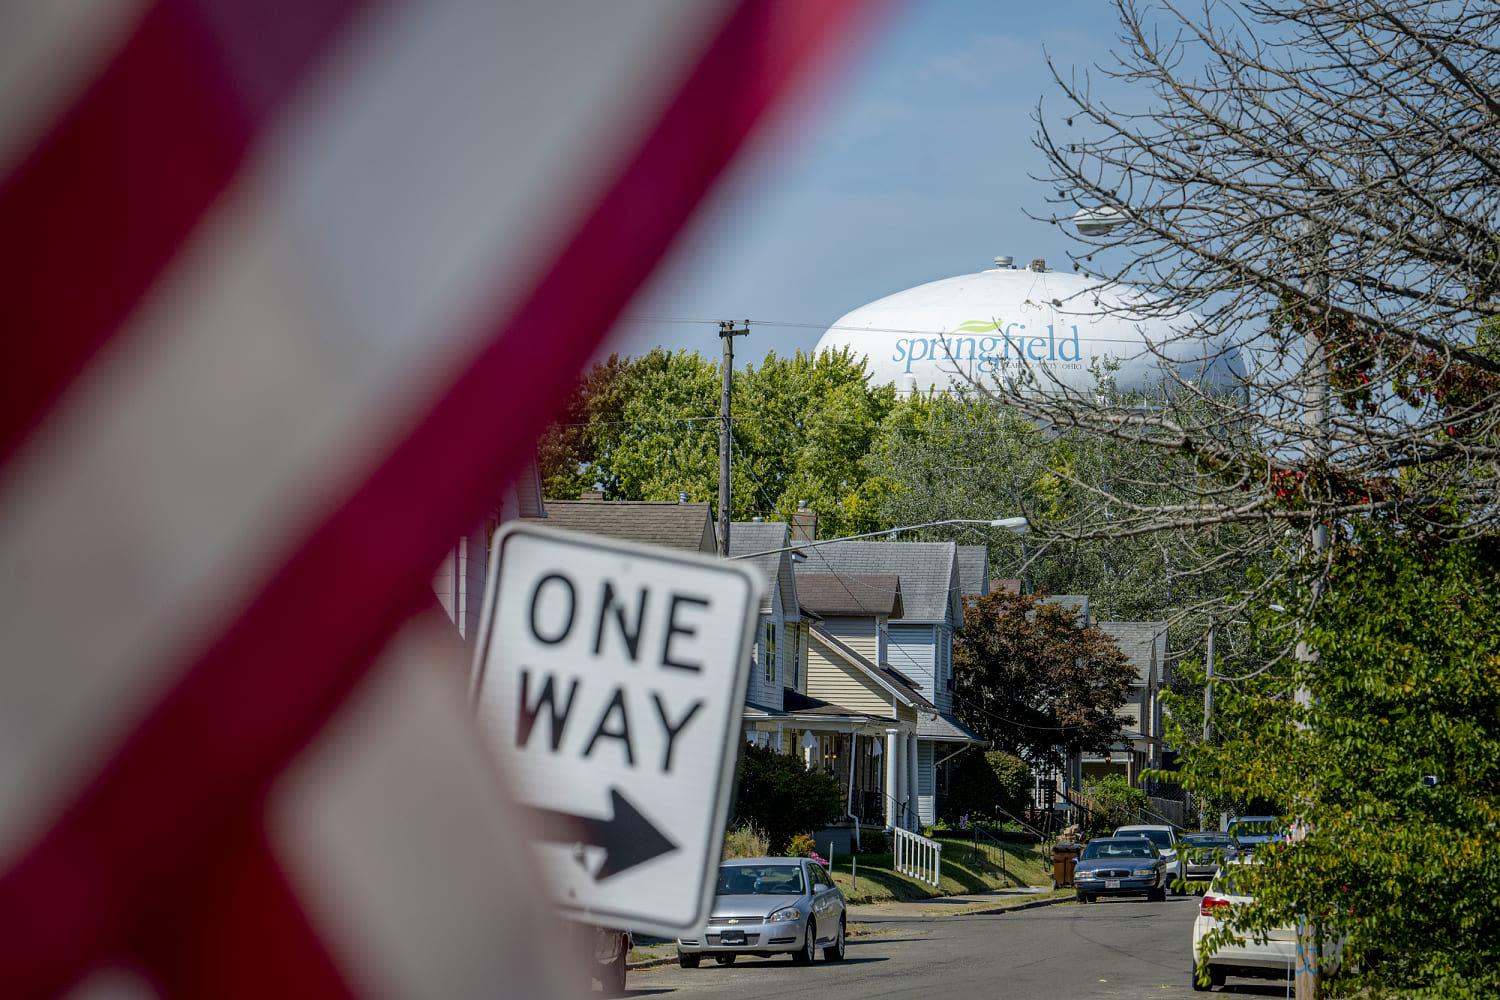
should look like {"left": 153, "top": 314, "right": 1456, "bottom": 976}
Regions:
{"left": 676, "top": 857, "right": 847, "bottom": 967}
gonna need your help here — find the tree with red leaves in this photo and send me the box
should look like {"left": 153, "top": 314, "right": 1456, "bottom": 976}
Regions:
{"left": 953, "top": 590, "right": 1137, "bottom": 773}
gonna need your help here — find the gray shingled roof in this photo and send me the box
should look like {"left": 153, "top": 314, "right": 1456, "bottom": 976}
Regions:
{"left": 524, "top": 500, "right": 715, "bottom": 553}
{"left": 1044, "top": 594, "right": 1090, "bottom": 622}
{"left": 957, "top": 545, "right": 990, "bottom": 598}
{"left": 795, "top": 574, "right": 902, "bottom": 618}
{"left": 729, "top": 521, "right": 798, "bottom": 615}
{"left": 1097, "top": 621, "right": 1168, "bottom": 685}
{"left": 793, "top": 541, "right": 961, "bottom": 626}
{"left": 917, "top": 711, "right": 985, "bottom": 744}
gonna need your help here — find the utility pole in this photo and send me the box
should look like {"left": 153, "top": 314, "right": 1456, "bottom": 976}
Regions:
{"left": 1295, "top": 221, "right": 1330, "bottom": 1000}
{"left": 1199, "top": 615, "right": 1215, "bottom": 830}
{"left": 717, "top": 321, "right": 748, "bottom": 557}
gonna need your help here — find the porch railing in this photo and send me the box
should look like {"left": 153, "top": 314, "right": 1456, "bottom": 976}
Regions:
{"left": 893, "top": 826, "right": 941, "bottom": 886}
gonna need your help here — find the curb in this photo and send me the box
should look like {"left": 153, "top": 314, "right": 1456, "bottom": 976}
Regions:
{"left": 959, "top": 892, "right": 1075, "bottom": 916}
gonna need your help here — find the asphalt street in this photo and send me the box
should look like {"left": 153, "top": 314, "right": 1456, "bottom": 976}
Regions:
{"left": 622, "top": 894, "right": 1298, "bottom": 999}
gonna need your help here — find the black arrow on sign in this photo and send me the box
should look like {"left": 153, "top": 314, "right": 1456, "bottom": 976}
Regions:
{"left": 529, "top": 788, "right": 677, "bottom": 880}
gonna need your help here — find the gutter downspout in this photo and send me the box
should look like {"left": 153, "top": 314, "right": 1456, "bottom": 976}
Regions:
{"left": 844, "top": 724, "right": 861, "bottom": 852}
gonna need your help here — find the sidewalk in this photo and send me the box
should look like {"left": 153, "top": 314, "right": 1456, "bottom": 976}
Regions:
{"left": 627, "top": 886, "right": 1075, "bottom": 969}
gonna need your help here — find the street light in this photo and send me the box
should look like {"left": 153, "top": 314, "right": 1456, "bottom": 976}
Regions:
{"left": 1072, "top": 205, "right": 1130, "bottom": 236}
{"left": 730, "top": 516, "right": 1029, "bottom": 561}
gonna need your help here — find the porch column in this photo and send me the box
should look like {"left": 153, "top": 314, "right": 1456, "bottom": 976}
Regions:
{"left": 884, "top": 728, "right": 900, "bottom": 831}
{"left": 802, "top": 730, "right": 817, "bottom": 770}
{"left": 906, "top": 730, "right": 919, "bottom": 829}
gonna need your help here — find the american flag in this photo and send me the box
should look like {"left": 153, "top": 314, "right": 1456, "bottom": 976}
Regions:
{"left": 0, "top": 2, "right": 881, "bottom": 996}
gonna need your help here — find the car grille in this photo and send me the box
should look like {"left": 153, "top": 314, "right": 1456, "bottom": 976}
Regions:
{"left": 706, "top": 933, "right": 761, "bottom": 946}
{"left": 709, "top": 915, "right": 765, "bottom": 925}
{"left": 1090, "top": 869, "right": 1134, "bottom": 878}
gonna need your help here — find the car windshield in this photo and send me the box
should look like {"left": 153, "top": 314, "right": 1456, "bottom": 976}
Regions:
{"left": 1181, "top": 834, "right": 1234, "bottom": 849}
{"left": 1229, "top": 819, "right": 1280, "bottom": 838}
{"left": 1081, "top": 839, "right": 1156, "bottom": 860}
{"left": 1119, "top": 828, "right": 1173, "bottom": 850}
{"left": 717, "top": 864, "right": 805, "bottom": 895}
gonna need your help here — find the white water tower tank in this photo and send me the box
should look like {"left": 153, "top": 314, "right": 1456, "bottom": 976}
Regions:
{"left": 815, "top": 258, "right": 1242, "bottom": 396}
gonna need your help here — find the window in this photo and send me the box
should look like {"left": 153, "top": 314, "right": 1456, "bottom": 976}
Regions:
{"left": 764, "top": 621, "right": 777, "bottom": 684}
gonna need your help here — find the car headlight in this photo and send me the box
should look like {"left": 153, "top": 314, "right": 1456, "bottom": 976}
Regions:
{"left": 1133, "top": 868, "right": 1156, "bottom": 877}
{"left": 769, "top": 906, "right": 803, "bottom": 922}
{"left": 1075, "top": 871, "right": 1098, "bottom": 879}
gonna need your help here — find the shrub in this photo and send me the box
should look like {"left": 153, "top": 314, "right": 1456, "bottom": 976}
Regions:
{"left": 857, "top": 830, "right": 888, "bottom": 854}
{"left": 722, "top": 822, "right": 770, "bottom": 860}
{"left": 786, "top": 832, "right": 816, "bottom": 857}
{"left": 943, "top": 750, "right": 1033, "bottom": 822}
{"left": 1083, "top": 774, "right": 1150, "bottom": 837}
{"left": 731, "top": 743, "right": 843, "bottom": 854}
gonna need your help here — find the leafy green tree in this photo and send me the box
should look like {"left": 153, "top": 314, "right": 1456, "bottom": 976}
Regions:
{"left": 731, "top": 743, "right": 843, "bottom": 855}
{"left": 943, "top": 750, "right": 1033, "bottom": 823}
{"left": 537, "top": 347, "right": 899, "bottom": 537}
{"left": 954, "top": 590, "right": 1136, "bottom": 774}
{"left": 1175, "top": 529, "right": 1500, "bottom": 998}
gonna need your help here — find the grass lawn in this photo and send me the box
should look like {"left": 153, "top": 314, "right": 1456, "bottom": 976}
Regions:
{"left": 825, "top": 836, "right": 1053, "bottom": 904}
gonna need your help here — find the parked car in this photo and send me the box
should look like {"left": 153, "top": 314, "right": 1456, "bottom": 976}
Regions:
{"left": 1191, "top": 863, "right": 1341, "bottom": 991}
{"left": 676, "top": 857, "right": 847, "bottom": 967}
{"left": 1073, "top": 837, "right": 1168, "bottom": 902}
{"left": 1115, "top": 824, "right": 1187, "bottom": 894}
{"left": 1177, "top": 831, "right": 1240, "bottom": 882}
{"left": 1226, "top": 815, "right": 1283, "bottom": 854}
{"left": 565, "top": 922, "right": 631, "bottom": 996}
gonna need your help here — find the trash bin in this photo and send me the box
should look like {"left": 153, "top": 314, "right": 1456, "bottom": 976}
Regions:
{"left": 1051, "top": 842, "right": 1083, "bottom": 889}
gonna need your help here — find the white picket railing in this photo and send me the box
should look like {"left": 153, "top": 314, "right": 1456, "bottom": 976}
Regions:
{"left": 893, "top": 826, "right": 941, "bottom": 886}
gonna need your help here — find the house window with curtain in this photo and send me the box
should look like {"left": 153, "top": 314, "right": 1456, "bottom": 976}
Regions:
{"left": 764, "top": 621, "right": 777, "bottom": 685}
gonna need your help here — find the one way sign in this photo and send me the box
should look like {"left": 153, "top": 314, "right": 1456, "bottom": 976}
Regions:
{"left": 471, "top": 523, "right": 760, "bottom": 935}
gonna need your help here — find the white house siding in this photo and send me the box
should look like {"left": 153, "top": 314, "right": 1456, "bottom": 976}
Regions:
{"left": 819, "top": 617, "right": 878, "bottom": 661}
{"left": 747, "top": 584, "right": 786, "bottom": 710}
{"left": 917, "top": 741, "right": 936, "bottom": 825}
{"left": 887, "top": 623, "right": 935, "bottom": 694}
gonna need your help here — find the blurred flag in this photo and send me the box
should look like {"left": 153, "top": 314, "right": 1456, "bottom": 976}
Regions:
{"left": 0, "top": 1, "right": 883, "bottom": 996}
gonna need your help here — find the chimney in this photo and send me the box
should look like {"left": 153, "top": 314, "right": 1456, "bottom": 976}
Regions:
{"left": 791, "top": 500, "right": 817, "bottom": 544}
{"left": 579, "top": 489, "right": 604, "bottom": 502}
{"left": 1027, "top": 258, "right": 1047, "bottom": 272}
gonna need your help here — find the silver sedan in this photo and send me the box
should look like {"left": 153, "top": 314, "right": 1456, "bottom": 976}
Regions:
{"left": 676, "top": 857, "right": 847, "bottom": 967}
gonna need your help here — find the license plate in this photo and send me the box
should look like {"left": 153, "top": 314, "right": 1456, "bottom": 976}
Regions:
{"left": 719, "top": 930, "right": 746, "bottom": 945}
{"left": 1105, "top": 880, "right": 1121, "bottom": 889}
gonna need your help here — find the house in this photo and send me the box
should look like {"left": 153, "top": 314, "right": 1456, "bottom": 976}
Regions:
{"left": 726, "top": 520, "right": 803, "bottom": 717}
{"left": 793, "top": 538, "right": 983, "bottom": 826}
{"left": 433, "top": 453, "right": 546, "bottom": 643}
{"left": 732, "top": 523, "right": 921, "bottom": 846}
{"left": 1086, "top": 621, "right": 1168, "bottom": 785}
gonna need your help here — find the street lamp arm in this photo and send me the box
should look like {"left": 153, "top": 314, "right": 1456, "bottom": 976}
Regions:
{"left": 729, "top": 517, "right": 1029, "bottom": 561}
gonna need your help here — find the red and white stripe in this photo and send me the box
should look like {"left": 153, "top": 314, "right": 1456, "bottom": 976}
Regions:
{"left": 0, "top": 1, "right": 886, "bottom": 996}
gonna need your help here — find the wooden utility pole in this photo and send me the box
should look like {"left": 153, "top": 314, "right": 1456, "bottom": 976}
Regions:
{"left": 717, "top": 321, "right": 748, "bottom": 557}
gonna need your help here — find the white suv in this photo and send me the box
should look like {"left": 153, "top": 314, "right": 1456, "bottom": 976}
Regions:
{"left": 1114, "top": 825, "right": 1186, "bottom": 894}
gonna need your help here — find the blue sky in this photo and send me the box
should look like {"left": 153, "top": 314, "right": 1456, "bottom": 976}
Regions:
{"left": 611, "top": 0, "right": 1130, "bottom": 363}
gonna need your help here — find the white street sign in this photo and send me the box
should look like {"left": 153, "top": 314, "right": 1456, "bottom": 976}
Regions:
{"left": 470, "top": 523, "right": 760, "bottom": 936}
